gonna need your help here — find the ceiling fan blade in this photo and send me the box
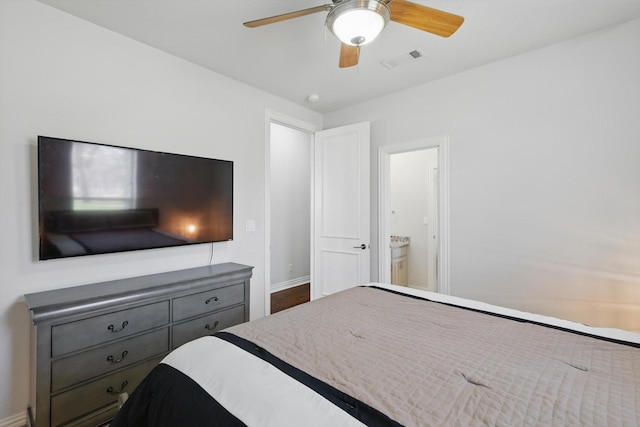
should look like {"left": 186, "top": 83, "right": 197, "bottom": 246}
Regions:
{"left": 243, "top": 5, "right": 332, "bottom": 28}
{"left": 388, "top": 0, "right": 464, "bottom": 37}
{"left": 339, "top": 43, "right": 360, "bottom": 68}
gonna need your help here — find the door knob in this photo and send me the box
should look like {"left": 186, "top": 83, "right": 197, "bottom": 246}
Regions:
{"left": 353, "top": 244, "right": 368, "bottom": 250}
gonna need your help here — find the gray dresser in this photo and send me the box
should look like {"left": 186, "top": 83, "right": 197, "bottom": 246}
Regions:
{"left": 25, "top": 262, "right": 253, "bottom": 427}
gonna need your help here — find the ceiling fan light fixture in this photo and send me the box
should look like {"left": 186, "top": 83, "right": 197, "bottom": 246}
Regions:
{"left": 326, "top": 0, "right": 390, "bottom": 46}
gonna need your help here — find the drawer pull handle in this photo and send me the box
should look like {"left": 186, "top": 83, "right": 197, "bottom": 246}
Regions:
{"left": 107, "top": 321, "right": 129, "bottom": 333}
{"left": 205, "top": 320, "right": 219, "bottom": 331}
{"left": 107, "top": 380, "right": 129, "bottom": 395}
{"left": 205, "top": 296, "right": 219, "bottom": 304}
{"left": 107, "top": 351, "right": 129, "bottom": 364}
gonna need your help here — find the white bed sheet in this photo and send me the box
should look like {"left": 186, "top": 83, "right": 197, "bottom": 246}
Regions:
{"left": 371, "top": 283, "right": 640, "bottom": 344}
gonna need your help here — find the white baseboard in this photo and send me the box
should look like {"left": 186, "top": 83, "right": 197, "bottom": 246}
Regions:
{"left": 270, "top": 276, "right": 310, "bottom": 293}
{"left": 0, "top": 412, "right": 27, "bottom": 427}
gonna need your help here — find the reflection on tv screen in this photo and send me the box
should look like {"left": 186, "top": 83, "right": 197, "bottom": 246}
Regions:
{"left": 38, "top": 136, "right": 233, "bottom": 260}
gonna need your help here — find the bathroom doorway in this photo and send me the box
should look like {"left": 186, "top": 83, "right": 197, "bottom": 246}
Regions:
{"left": 378, "top": 137, "right": 450, "bottom": 294}
{"left": 389, "top": 148, "right": 438, "bottom": 291}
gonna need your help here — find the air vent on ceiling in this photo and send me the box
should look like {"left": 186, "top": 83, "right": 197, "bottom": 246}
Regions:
{"left": 380, "top": 50, "right": 424, "bottom": 70}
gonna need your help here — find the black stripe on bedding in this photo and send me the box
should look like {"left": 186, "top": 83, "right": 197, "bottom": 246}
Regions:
{"left": 110, "top": 363, "right": 246, "bottom": 427}
{"left": 215, "top": 331, "right": 404, "bottom": 427}
{"left": 366, "top": 285, "right": 640, "bottom": 349}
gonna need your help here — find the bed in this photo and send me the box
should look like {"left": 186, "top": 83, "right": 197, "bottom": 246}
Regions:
{"left": 110, "top": 284, "right": 640, "bottom": 427}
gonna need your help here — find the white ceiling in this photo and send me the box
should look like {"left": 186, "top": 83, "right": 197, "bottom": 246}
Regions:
{"left": 38, "top": 0, "right": 640, "bottom": 113}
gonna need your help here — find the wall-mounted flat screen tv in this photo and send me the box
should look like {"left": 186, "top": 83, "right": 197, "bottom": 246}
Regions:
{"left": 38, "top": 136, "right": 233, "bottom": 260}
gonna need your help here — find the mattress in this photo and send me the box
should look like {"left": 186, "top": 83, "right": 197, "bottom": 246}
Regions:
{"left": 111, "top": 284, "right": 640, "bottom": 427}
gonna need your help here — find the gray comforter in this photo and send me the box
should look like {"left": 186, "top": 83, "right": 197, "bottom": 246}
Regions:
{"left": 227, "top": 286, "right": 640, "bottom": 426}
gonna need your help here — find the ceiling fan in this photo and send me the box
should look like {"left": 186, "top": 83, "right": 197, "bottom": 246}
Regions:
{"left": 243, "top": 0, "right": 464, "bottom": 68}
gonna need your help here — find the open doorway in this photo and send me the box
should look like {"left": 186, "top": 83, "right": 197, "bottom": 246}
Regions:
{"left": 268, "top": 122, "right": 312, "bottom": 313}
{"left": 378, "top": 137, "right": 450, "bottom": 294}
{"left": 389, "top": 148, "right": 439, "bottom": 291}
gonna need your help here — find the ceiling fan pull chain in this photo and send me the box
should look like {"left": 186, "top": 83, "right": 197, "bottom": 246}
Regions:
{"left": 324, "top": 23, "right": 327, "bottom": 47}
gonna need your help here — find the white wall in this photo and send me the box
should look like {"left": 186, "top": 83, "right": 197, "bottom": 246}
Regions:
{"left": 0, "top": 0, "right": 322, "bottom": 421}
{"left": 269, "top": 123, "right": 311, "bottom": 288}
{"left": 326, "top": 19, "right": 640, "bottom": 332}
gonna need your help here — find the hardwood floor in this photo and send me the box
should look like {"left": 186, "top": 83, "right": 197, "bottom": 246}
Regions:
{"left": 271, "top": 283, "right": 310, "bottom": 314}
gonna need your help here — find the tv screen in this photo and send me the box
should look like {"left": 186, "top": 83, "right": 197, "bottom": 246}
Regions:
{"left": 38, "top": 136, "right": 233, "bottom": 260}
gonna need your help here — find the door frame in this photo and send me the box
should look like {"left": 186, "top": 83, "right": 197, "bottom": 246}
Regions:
{"left": 378, "top": 136, "right": 451, "bottom": 294}
{"left": 264, "top": 110, "right": 320, "bottom": 316}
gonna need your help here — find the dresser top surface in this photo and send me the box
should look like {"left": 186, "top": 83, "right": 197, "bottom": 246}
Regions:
{"left": 25, "top": 262, "right": 253, "bottom": 323}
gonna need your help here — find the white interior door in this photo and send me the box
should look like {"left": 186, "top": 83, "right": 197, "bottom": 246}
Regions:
{"left": 313, "top": 122, "right": 370, "bottom": 298}
{"left": 427, "top": 163, "right": 439, "bottom": 291}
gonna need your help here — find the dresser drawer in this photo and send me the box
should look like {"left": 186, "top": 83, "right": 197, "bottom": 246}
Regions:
{"left": 57, "top": 404, "right": 119, "bottom": 427}
{"left": 52, "top": 301, "right": 169, "bottom": 357}
{"left": 51, "top": 328, "right": 169, "bottom": 392}
{"left": 50, "top": 357, "right": 161, "bottom": 427}
{"left": 172, "top": 305, "right": 245, "bottom": 348}
{"left": 173, "top": 283, "right": 244, "bottom": 322}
